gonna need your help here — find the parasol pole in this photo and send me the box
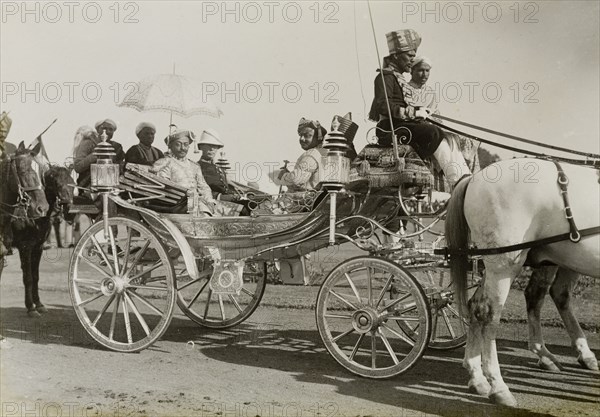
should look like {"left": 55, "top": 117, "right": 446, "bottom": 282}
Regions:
{"left": 169, "top": 62, "right": 176, "bottom": 134}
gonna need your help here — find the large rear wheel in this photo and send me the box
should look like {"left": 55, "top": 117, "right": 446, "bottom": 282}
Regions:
{"left": 398, "top": 265, "right": 481, "bottom": 350}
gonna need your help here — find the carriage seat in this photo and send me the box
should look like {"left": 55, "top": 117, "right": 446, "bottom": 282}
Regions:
{"left": 120, "top": 164, "right": 242, "bottom": 216}
{"left": 351, "top": 144, "right": 434, "bottom": 189}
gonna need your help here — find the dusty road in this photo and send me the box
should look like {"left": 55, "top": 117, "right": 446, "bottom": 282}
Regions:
{"left": 1, "top": 250, "right": 599, "bottom": 417}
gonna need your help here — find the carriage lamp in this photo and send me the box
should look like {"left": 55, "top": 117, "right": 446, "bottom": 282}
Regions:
{"left": 215, "top": 151, "right": 231, "bottom": 172}
{"left": 90, "top": 130, "right": 120, "bottom": 190}
{"left": 90, "top": 129, "right": 120, "bottom": 237}
{"left": 322, "top": 116, "right": 352, "bottom": 245}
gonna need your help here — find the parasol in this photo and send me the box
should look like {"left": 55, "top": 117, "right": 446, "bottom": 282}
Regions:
{"left": 118, "top": 72, "right": 224, "bottom": 125}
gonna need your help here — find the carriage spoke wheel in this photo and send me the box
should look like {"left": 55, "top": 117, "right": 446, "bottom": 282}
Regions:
{"left": 69, "top": 217, "right": 176, "bottom": 352}
{"left": 397, "top": 266, "right": 481, "bottom": 350}
{"left": 176, "top": 260, "right": 267, "bottom": 329}
{"left": 316, "top": 256, "right": 431, "bottom": 378}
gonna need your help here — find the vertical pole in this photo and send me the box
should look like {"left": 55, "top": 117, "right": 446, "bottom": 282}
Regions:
{"left": 329, "top": 192, "right": 337, "bottom": 245}
{"left": 102, "top": 192, "right": 110, "bottom": 238}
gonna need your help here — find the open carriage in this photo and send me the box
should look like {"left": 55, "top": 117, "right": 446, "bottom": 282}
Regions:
{"left": 68, "top": 125, "right": 481, "bottom": 379}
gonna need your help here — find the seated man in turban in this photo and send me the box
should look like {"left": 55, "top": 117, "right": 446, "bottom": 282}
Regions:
{"left": 369, "top": 29, "right": 470, "bottom": 187}
{"left": 125, "top": 122, "right": 164, "bottom": 166}
{"left": 153, "top": 129, "right": 216, "bottom": 215}
{"left": 274, "top": 118, "right": 328, "bottom": 192}
{"left": 74, "top": 118, "right": 125, "bottom": 189}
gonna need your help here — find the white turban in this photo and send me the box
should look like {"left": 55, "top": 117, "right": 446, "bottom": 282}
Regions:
{"left": 94, "top": 118, "right": 117, "bottom": 131}
{"left": 411, "top": 56, "right": 433, "bottom": 69}
{"left": 135, "top": 122, "right": 156, "bottom": 137}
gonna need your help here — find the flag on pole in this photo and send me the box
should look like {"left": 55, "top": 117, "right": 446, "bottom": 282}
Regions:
{"left": 29, "top": 134, "right": 51, "bottom": 165}
{"left": 28, "top": 119, "right": 57, "bottom": 166}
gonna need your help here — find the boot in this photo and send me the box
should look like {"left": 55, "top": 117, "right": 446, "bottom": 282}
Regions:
{"left": 432, "top": 139, "right": 471, "bottom": 188}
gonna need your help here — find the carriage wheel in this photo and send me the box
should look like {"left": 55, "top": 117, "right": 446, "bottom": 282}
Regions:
{"left": 68, "top": 217, "right": 176, "bottom": 352}
{"left": 397, "top": 266, "right": 481, "bottom": 350}
{"left": 316, "top": 256, "right": 431, "bottom": 378}
{"left": 176, "top": 260, "right": 267, "bottom": 329}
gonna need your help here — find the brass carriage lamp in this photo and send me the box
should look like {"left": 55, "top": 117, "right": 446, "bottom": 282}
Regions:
{"left": 322, "top": 113, "right": 357, "bottom": 244}
{"left": 90, "top": 129, "right": 120, "bottom": 190}
{"left": 90, "top": 129, "right": 120, "bottom": 237}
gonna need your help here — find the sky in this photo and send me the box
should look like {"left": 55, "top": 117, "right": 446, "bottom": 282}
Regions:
{"left": 1, "top": 0, "right": 599, "bottom": 191}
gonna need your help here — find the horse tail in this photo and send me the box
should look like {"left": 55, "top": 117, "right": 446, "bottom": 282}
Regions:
{"left": 446, "top": 177, "right": 471, "bottom": 315}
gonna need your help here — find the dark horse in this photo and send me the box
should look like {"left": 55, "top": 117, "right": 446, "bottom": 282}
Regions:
{"left": 1, "top": 142, "right": 74, "bottom": 317}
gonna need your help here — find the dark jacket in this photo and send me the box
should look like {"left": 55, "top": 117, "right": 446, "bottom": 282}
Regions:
{"left": 368, "top": 68, "right": 443, "bottom": 157}
{"left": 368, "top": 69, "right": 409, "bottom": 122}
{"left": 125, "top": 144, "right": 164, "bottom": 166}
{"left": 198, "top": 159, "right": 230, "bottom": 197}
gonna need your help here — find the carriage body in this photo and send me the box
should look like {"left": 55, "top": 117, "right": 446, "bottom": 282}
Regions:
{"left": 67, "top": 139, "right": 472, "bottom": 378}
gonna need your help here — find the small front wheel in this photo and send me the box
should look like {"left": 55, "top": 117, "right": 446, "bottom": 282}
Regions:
{"left": 68, "top": 217, "right": 176, "bottom": 352}
{"left": 176, "top": 260, "right": 267, "bottom": 329}
{"left": 316, "top": 256, "right": 431, "bottom": 378}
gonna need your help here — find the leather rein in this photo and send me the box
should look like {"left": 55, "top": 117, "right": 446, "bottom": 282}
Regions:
{"left": 435, "top": 160, "right": 600, "bottom": 257}
{"left": 0, "top": 155, "right": 45, "bottom": 221}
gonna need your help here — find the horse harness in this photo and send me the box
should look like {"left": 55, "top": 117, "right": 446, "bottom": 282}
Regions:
{"left": 0, "top": 155, "right": 45, "bottom": 220}
{"left": 436, "top": 160, "right": 600, "bottom": 258}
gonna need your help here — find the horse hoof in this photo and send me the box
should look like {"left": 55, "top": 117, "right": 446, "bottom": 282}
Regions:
{"left": 35, "top": 305, "right": 48, "bottom": 314}
{"left": 468, "top": 380, "right": 491, "bottom": 396}
{"left": 578, "top": 355, "right": 599, "bottom": 371}
{"left": 489, "top": 390, "right": 517, "bottom": 407}
{"left": 27, "top": 310, "right": 42, "bottom": 318}
{"left": 537, "top": 358, "right": 562, "bottom": 372}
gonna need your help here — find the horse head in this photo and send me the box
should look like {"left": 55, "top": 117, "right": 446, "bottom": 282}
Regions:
{"left": 7, "top": 142, "right": 49, "bottom": 226}
{"left": 44, "top": 165, "right": 76, "bottom": 223}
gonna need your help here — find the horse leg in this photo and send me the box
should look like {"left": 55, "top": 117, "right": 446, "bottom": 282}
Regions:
{"left": 463, "top": 285, "right": 491, "bottom": 396}
{"left": 18, "top": 246, "right": 40, "bottom": 317}
{"left": 53, "top": 218, "right": 63, "bottom": 248}
{"left": 525, "top": 265, "right": 563, "bottom": 371}
{"left": 550, "top": 268, "right": 599, "bottom": 371}
{"left": 31, "top": 245, "right": 47, "bottom": 313}
{"left": 477, "top": 265, "right": 521, "bottom": 407}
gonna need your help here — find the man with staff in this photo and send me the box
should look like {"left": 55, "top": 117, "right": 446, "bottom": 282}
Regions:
{"left": 369, "top": 29, "right": 470, "bottom": 187}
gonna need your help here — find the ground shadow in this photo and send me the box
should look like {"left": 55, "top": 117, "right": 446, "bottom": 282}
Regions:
{"left": 2, "top": 303, "right": 598, "bottom": 416}
{"left": 169, "top": 323, "right": 598, "bottom": 417}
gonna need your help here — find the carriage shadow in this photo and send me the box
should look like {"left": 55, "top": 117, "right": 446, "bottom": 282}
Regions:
{"left": 167, "top": 322, "right": 599, "bottom": 417}
{"left": 2, "top": 303, "right": 597, "bottom": 416}
{"left": 0, "top": 304, "right": 192, "bottom": 351}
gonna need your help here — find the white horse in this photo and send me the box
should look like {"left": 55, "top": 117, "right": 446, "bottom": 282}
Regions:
{"left": 446, "top": 157, "right": 600, "bottom": 407}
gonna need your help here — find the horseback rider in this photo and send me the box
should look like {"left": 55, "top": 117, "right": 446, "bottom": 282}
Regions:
{"left": 369, "top": 29, "right": 470, "bottom": 186}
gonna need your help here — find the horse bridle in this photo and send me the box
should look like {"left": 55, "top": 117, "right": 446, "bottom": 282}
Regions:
{"left": 0, "top": 155, "right": 45, "bottom": 220}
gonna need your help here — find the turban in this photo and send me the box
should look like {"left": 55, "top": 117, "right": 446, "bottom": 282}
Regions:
{"left": 164, "top": 129, "right": 195, "bottom": 146}
{"left": 386, "top": 29, "right": 421, "bottom": 54}
{"left": 297, "top": 118, "right": 326, "bottom": 142}
{"left": 135, "top": 122, "right": 156, "bottom": 137}
{"left": 198, "top": 128, "right": 224, "bottom": 147}
{"left": 0, "top": 111, "right": 13, "bottom": 142}
{"left": 411, "top": 56, "right": 433, "bottom": 69}
{"left": 94, "top": 118, "right": 117, "bottom": 131}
